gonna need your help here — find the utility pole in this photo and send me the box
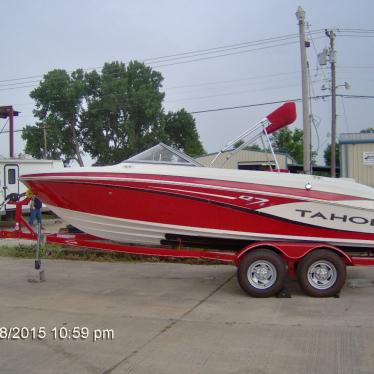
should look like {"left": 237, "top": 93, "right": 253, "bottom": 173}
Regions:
{"left": 325, "top": 29, "right": 337, "bottom": 177}
{"left": 296, "top": 6, "right": 311, "bottom": 174}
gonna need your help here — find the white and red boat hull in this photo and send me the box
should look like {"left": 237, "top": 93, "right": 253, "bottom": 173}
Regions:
{"left": 21, "top": 164, "right": 374, "bottom": 248}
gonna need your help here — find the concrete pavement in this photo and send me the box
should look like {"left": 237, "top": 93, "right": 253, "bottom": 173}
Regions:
{"left": 0, "top": 257, "right": 373, "bottom": 374}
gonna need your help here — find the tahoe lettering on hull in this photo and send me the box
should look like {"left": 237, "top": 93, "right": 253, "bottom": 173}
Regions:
{"left": 296, "top": 209, "right": 374, "bottom": 226}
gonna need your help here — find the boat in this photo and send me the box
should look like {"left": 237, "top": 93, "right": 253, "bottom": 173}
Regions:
{"left": 20, "top": 102, "right": 374, "bottom": 251}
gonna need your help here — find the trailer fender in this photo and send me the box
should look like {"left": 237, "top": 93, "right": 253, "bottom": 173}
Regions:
{"left": 235, "top": 242, "right": 354, "bottom": 267}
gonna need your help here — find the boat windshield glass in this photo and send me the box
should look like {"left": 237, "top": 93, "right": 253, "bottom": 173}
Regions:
{"left": 124, "top": 143, "right": 203, "bottom": 167}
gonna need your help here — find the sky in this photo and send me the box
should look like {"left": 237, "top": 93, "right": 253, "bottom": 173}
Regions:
{"left": 1, "top": 0, "right": 374, "bottom": 165}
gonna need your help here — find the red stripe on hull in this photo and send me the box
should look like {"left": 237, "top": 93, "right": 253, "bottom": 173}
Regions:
{"left": 21, "top": 172, "right": 365, "bottom": 201}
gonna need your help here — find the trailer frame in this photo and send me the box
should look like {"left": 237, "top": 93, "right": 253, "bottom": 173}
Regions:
{"left": 1, "top": 198, "right": 374, "bottom": 297}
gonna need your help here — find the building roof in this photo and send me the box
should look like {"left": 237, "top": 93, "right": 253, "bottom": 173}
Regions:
{"left": 339, "top": 132, "right": 374, "bottom": 145}
{"left": 196, "top": 148, "right": 297, "bottom": 165}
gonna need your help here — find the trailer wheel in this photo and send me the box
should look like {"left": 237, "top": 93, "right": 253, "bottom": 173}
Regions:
{"left": 237, "top": 249, "right": 287, "bottom": 297}
{"left": 297, "top": 249, "right": 346, "bottom": 297}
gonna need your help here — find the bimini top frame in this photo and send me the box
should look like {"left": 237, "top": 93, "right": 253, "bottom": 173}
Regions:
{"left": 209, "top": 102, "right": 297, "bottom": 169}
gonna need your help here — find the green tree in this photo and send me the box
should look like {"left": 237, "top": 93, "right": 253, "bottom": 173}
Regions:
{"left": 271, "top": 127, "right": 316, "bottom": 165}
{"left": 162, "top": 109, "right": 204, "bottom": 157}
{"left": 271, "top": 128, "right": 304, "bottom": 164}
{"left": 22, "top": 69, "right": 86, "bottom": 165}
{"left": 22, "top": 117, "right": 76, "bottom": 162}
{"left": 22, "top": 61, "right": 205, "bottom": 165}
{"left": 80, "top": 61, "right": 166, "bottom": 164}
{"left": 81, "top": 61, "right": 205, "bottom": 164}
{"left": 323, "top": 143, "right": 340, "bottom": 167}
{"left": 233, "top": 140, "right": 262, "bottom": 151}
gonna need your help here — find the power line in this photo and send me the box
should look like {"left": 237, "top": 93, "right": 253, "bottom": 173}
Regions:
{"left": 151, "top": 39, "right": 319, "bottom": 69}
{"left": 0, "top": 70, "right": 302, "bottom": 93}
{"left": 144, "top": 34, "right": 302, "bottom": 65}
{"left": 307, "top": 27, "right": 329, "bottom": 82}
{"left": 190, "top": 94, "right": 374, "bottom": 114}
{"left": 0, "top": 74, "right": 44, "bottom": 84}
{"left": 0, "top": 38, "right": 316, "bottom": 94}
{"left": 0, "top": 128, "right": 23, "bottom": 134}
{"left": 0, "top": 99, "right": 304, "bottom": 120}
{"left": 142, "top": 32, "right": 318, "bottom": 63}
{"left": 0, "top": 40, "right": 300, "bottom": 92}
{"left": 166, "top": 71, "right": 300, "bottom": 90}
{"left": 189, "top": 99, "right": 302, "bottom": 114}
{"left": 0, "top": 118, "right": 9, "bottom": 135}
{"left": 0, "top": 30, "right": 324, "bottom": 86}
{"left": 336, "top": 28, "right": 374, "bottom": 34}
{"left": 337, "top": 94, "right": 374, "bottom": 99}
{"left": 336, "top": 34, "right": 374, "bottom": 39}
{"left": 4, "top": 95, "right": 374, "bottom": 134}
{"left": 306, "top": 58, "right": 321, "bottom": 154}
{"left": 1, "top": 37, "right": 302, "bottom": 89}
{"left": 0, "top": 84, "right": 37, "bottom": 92}
{"left": 166, "top": 82, "right": 305, "bottom": 104}
{"left": 0, "top": 79, "right": 41, "bottom": 88}
{"left": 8, "top": 76, "right": 320, "bottom": 109}
{"left": 0, "top": 67, "right": 302, "bottom": 93}
{"left": 5, "top": 88, "right": 371, "bottom": 116}
{"left": 3, "top": 30, "right": 370, "bottom": 92}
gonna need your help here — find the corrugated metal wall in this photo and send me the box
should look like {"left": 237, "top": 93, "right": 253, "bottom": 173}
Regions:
{"left": 196, "top": 150, "right": 290, "bottom": 169}
{"left": 342, "top": 143, "right": 374, "bottom": 187}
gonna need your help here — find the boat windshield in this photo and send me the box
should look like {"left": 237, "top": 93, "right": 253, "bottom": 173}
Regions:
{"left": 124, "top": 143, "right": 203, "bottom": 167}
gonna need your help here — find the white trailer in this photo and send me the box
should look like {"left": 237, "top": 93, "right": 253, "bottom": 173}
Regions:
{"left": 0, "top": 158, "right": 64, "bottom": 216}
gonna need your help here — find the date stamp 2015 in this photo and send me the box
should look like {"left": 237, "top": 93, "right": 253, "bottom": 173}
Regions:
{"left": 0, "top": 326, "right": 114, "bottom": 342}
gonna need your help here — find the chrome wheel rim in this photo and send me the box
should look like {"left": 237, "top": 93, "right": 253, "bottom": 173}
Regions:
{"left": 247, "top": 260, "right": 277, "bottom": 289}
{"left": 307, "top": 260, "right": 337, "bottom": 290}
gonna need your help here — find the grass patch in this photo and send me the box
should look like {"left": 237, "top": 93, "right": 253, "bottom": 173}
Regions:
{"left": 0, "top": 243, "right": 222, "bottom": 265}
{"left": 0, "top": 244, "right": 37, "bottom": 259}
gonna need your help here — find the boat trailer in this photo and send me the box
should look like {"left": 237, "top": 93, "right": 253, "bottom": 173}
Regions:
{"left": 1, "top": 197, "right": 374, "bottom": 298}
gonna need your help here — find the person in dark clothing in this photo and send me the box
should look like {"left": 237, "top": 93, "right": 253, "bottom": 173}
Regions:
{"left": 28, "top": 195, "right": 43, "bottom": 227}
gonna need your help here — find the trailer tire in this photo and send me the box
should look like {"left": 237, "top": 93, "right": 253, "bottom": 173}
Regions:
{"left": 297, "top": 249, "right": 346, "bottom": 297}
{"left": 237, "top": 249, "right": 287, "bottom": 297}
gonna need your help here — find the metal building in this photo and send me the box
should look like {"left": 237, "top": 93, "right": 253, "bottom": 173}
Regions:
{"left": 196, "top": 149, "right": 295, "bottom": 170}
{"left": 340, "top": 132, "right": 374, "bottom": 187}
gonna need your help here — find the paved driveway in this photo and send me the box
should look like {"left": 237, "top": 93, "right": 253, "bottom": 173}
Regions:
{"left": 0, "top": 258, "right": 373, "bottom": 374}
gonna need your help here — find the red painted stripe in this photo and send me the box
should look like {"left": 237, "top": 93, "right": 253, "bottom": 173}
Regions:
{"left": 20, "top": 171, "right": 365, "bottom": 202}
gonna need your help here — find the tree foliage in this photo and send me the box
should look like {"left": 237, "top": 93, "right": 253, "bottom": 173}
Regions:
{"left": 323, "top": 143, "right": 340, "bottom": 167}
{"left": 80, "top": 61, "right": 166, "bottom": 164}
{"left": 271, "top": 127, "right": 317, "bottom": 165}
{"left": 22, "top": 117, "right": 75, "bottom": 161}
{"left": 23, "top": 61, "right": 205, "bottom": 165}
{"left": 271, "top": 128, "right": 304, "bottom": 164}
{"left": 22, "top": 69, "right": 87, "bottom": 165}
{"left": 162, "top": 109, "right": 205, "bottom": 157}
{"left": 233, "top": 140, "right": 262, "bottom": 151}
